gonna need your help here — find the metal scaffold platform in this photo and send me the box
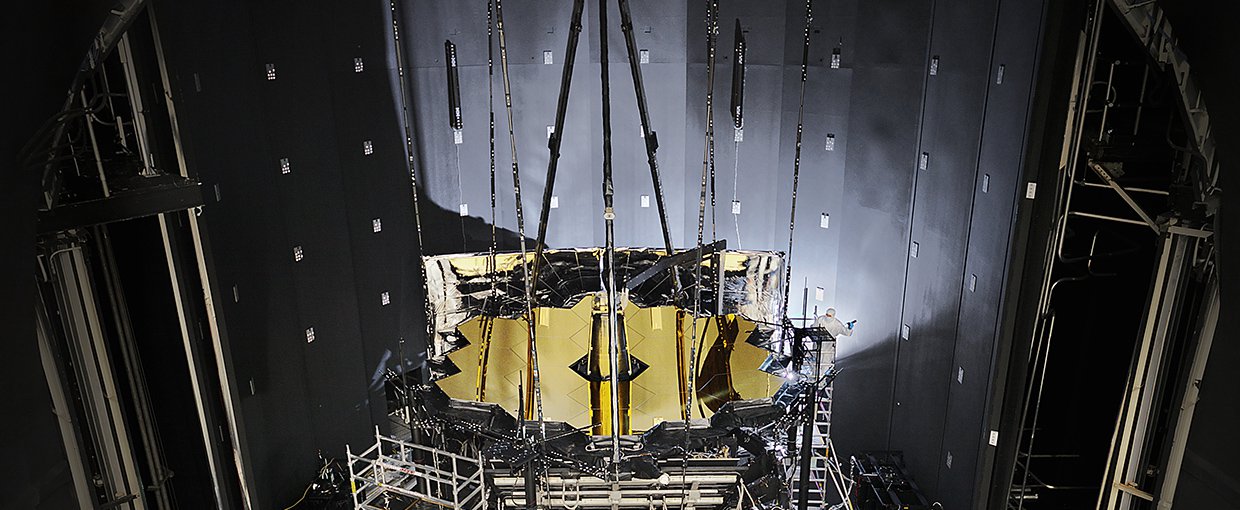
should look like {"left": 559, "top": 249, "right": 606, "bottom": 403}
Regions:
{"left": 347, "top": 430, "right": 488, "bottom": 510}
{"left": 788, "top": 342, "right": 853, "bottom": 510}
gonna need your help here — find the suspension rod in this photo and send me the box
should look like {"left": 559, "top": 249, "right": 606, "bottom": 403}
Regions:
{"left": 780, "top": 0, "right": 814, "bottom": 320}
{"left": 598, "top": 0, "right": 624, "bottom": 477}
{"left": 617, "top": 0, "right": 678, "bottom": 259}
{"left": 530, "top": 0, "right": 587, "bottom": 292}
{"left": 494, "top": 0, "right": 546, "bottom": 435}
{"left": 389, "top": 0, "right": 433, "bottom": 400}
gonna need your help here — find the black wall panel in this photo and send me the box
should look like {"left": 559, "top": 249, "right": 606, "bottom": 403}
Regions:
{"left": 832, "top": 0, "right": 932, "bottom": 459}
{"left": 156, "top": 0, "right": 420, "bottom": 505}
{"left": 889, "top": 0, "right": 999, "bottom": 496}
{"left": 938, "top": 1, "right": 1048, "bottom": 507}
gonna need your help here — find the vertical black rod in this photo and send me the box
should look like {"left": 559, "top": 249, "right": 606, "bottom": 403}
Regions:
{"left": 481, "top": 0, "right": 501, "bottom": 403}
{"left": 617, "top": 0, "right": 678, "bottom": 258}
{"left": 530, "top": 0, "right": 587, "bottom": 289}
{"left": 398, "top": 336, "right": 411, "bottom": 432}
{"left": 597, "top": 0, "right": 624, "bottom": 478}
{"left": 388, "top": 0, "right": 433, "bottom": 390}
{"left": 796, "top": 338, "right": 822, "bottom": 510}
{"left": 487, "top": 0, "right": 498, "bottom": 278}
{"left": 780, "top": 0, "right": 814, "bottom": 320}
{"left": 494, "top": 0, "right": 545, "bottom": 434}
{"left": 730, "top": 19, "right": 746, "bottom": 129}
{"left": 684, "top": 0, "right": 721, "bottom": 495}
{"left": 445, "top": 40, "right": 463, "bottom": 130}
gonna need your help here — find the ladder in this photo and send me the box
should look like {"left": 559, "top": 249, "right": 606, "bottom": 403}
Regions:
{"left": 791, "top": 368, "right": 853, "bottom": 510}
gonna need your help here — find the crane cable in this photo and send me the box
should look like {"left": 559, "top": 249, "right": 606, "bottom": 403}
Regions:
{"left": 781, "top": 0, "right": 813, "bottom": 322}
{"left": 493, "top": 0, "right": 547, "bottom": 438}
{"left": 781, "top": 0, "right": 814, "bottom": 498}
{"left": 475, "top": 0, "right": 500, "bottom": 402}
{"left": 683, "top": 0, "right": 721, "bottom": 494}
{"left": 389, "top": 0, "right": 434, "bottom": 424}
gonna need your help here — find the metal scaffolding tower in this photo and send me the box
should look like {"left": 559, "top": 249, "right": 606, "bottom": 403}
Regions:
{"left": 788, "top": 336, "right": 853, "bottom": 510}
{"left": 347, "top": 430, "right": 487, "bottom": 510}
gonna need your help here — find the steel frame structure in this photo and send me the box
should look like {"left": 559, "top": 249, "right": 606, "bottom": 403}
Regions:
{"left": 1004, "top": 1, "right": 1220, "bottom": 507}
{"left": 348, "top": 430, "right": 488, "bottom": 510}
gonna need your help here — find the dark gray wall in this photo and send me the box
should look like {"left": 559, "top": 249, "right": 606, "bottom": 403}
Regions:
{"left": 156, "top": 0, "right": 425, "bottom": 505}
{"left": 404, "top": 1, "right": 1049, "bottom": 508}
{"left": 152, "top": 0, "right": 1052, "bottom": 506}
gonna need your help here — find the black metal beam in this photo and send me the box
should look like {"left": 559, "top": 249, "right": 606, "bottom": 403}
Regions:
{"left": 624, "top": 239, "right": 727, "bottom": 291}
{"left": 617, "top": 0, "right": 676, "bottom": 257}
{"left": 38, "top": 176, "right": 202, "bottom": 234}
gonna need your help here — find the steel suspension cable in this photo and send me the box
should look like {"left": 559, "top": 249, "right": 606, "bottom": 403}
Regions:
{"left": 488, "top": 0, "right": 498, "bottom": 297}
{"left": 389, "top": 0, "right": 433, "bottom": 411}
{"left": 683, "top": 0, "right": 721, "bottom": 491}
{"left": 597, "top": 0, "right": 625, "bottom": 477}
{"left": 494, "top": 0, "right": 546, "bottom": 436}
{"left": 780, "top": 0, "right": 814, "bottom": 321}
{"left": 733, "top": 139, "right": 742, "bottom": 248}
{"left": 477, "top": 0, "right": 499, "bottom": 402}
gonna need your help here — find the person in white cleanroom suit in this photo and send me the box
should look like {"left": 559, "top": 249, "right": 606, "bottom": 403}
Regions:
{"left": 814, "top": 307, "right": 855, "bottom": 338}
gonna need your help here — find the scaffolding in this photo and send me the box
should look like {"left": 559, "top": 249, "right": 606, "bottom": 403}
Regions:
{"left": 492, "top": 473, "right": 743, "bottom": 509}
{"left": 347, "top": 430, "right": 487, "bottom": 510}
{"left": 790, "top": 338, "right": 853, "bottom": 510}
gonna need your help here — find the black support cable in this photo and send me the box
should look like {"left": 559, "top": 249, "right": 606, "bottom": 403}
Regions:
{"left": 487, "top": 0, "right": 498, "bottom": 287}
{"left": 478, "top": 0, "right": 499, "bottom": 403}
{"left": 617, "top": 0, "right": 678, "bottom": 260}
{"left": 388, "top": 0, "right": 433, "bottom": 399}
{"left": 683, "top": 0, "right": 721, "bottom": 496}
{"left": 494, "top": 0, "right": 546, "bottom": 434}
{"left": 780, "top": 0, "right": 814, "bottom": 321}
{"left": 786, "top": 2, "right": 815, "bottom": 508}
{"left": 530, "top": 0, "right": 587, "bottom": 292}
{"left": 598, "top": 0, "right": 625, "bottom": 477}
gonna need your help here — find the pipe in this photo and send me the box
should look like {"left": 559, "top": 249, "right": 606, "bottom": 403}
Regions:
{"left": 494, "top": 0, "right": 545, "bottom": 433}
{"left": 597, "top": 0, "right": 623, "bottom": 476}
{"left": 779, "top": 0, "right": 814, "bottom": 319}
{"left": 1074, "top": 180, "right": 1169, "bottom": 195}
